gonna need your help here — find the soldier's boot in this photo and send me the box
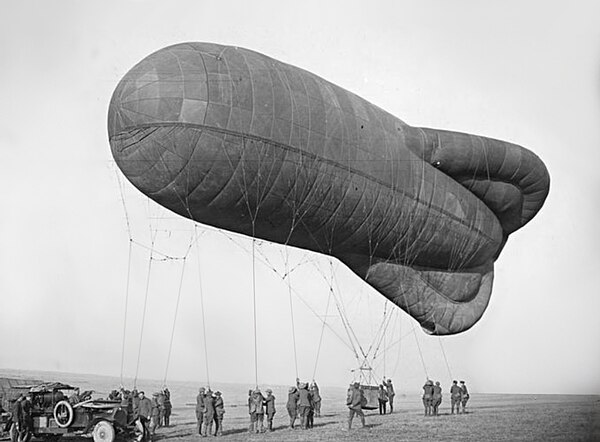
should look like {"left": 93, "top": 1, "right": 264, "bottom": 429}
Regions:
{"left": 360, "top": 414, "right": 366, "bottom": 428}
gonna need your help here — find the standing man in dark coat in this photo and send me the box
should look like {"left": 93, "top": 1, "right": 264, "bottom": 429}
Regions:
{"left": 378, "top": 384, "right": 388, "bottom": 415}
{"left": 162, "top": 387, "right": 172, "bottom": 427}
{"left": 137, "top": 391, "right": 153, "bottom": 435}
{"left": 297, "top": 383, "right": 313, "bottom": 430}
{"left": 346, "top": 382, "right": 366, "bottom": 430}
{"left": 195, "top": 387, "right": 206, "bottom": 436}
{"left": 460, "top": 381, "right": 470, "bottom": 413}
{"left": 203, "top": 390, "right": 216, "bottom": 437}
{"left": 264, "top": 389, "right": 276, "bottom": 432}
{"left": 156, "top": 390, "right": 165, "bottom": 427}
{"left": 286, "top": 386, "right": 299, "bottom": 429}
{"left": 450, "top": 380, "right": 462, "bottom": 414}
{"left": 385, "top": 379, "right": 395, "bottom": 413}
{"left": 432, "top": 381, "right": 442, "bottom": 416}
{"left": 213, "top": 391, "right": 224, "bottom": 436}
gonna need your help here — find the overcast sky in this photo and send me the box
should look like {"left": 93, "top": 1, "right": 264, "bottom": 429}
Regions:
{"left": 1, "top": 0, "right": 599, "bottom": 395}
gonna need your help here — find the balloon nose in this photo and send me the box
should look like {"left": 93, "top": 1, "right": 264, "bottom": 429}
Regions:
{"left": 107, "top": 44, "right": 209, "bottom": 139}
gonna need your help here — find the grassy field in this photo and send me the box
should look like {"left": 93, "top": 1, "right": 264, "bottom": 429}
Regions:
{"left": 1, "top": 369, "right": 598, "bottom": 441}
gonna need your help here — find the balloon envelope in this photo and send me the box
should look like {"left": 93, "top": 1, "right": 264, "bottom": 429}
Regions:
{"left": 108, "top": 42, "right": 550, "bottom": 335}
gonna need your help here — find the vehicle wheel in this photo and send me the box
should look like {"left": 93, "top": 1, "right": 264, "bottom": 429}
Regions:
{"left": 92, "top": 420, "right": 115, "bottom": 442}
{"left": 53, "top": 400, "right": 74, "bottom": 428}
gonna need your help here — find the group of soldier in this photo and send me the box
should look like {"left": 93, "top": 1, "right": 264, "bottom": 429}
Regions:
{"left": 242, "top": 378, "right": 322, "bottom": 434}
{"left": 284, "top": 379, "right": 321, "bottom": 431}
{"left": 195, "top": 387, "right": 225, "bottom": 437}
{"left": 108, "top": 386, "right": 172, "bottom": 436}
{"left": 377, "top": 379, "right": 396, "bottom": 415}
{"left": 422, "top": 379, "right": 469, "bottom": 416}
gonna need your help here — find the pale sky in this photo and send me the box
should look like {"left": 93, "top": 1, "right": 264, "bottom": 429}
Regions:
{"left": 1, "top": 0, "right": 599, "bottom": 395}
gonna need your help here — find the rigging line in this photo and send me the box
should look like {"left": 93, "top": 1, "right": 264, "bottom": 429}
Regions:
{"left": 284, "top": 248, "right": 299, "bottom": 379}
{"left": 195, "top": 225, "right": 211, "bottom": 389}
{"left": 134, "top": 232, "right": 157, "bottom": 388}
{"left": 438, "top": 337, "right": 453, "bottom": 381}
{"left": 391, "top": 312, "right": 403, "bottom": 378}
{"left": 251, "top": 232, "right": 259, "bottom": 388}
{"left": 214, "top": 228, "right": 355, "bottom": 352}
{"left": 412, "top": 322, "right": 429, "bottom": 380}
{"left": 312, "top": 285, "right": 332, "bottom": 381}
{"left": 163, "top": 255, "right": 188, "bottom": 385}
{"left": 115, "top": 171, "right": 133, "bottom": 240}
{"left": 326, "top": 263, "right": 370, "bottom": 360}
{"left": 119, "top": 239, "right": 133, "bottom": 386}
{"left": 130, "top": 239, "right": 186, "bottom": 260}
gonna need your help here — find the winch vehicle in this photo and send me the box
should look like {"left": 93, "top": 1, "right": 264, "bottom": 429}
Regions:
{"left": 4, "top": 382, "right": 145, "bottom": 442}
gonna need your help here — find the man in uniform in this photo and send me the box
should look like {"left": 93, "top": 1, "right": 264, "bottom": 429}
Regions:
{"left": 297, "top": 383, "right": 312, "bottom": 430}
{"left": 450, "top": 380, "right": 462, "bottom": 414}
{"left": 250, "top": 389, "right": 265, "bottom": 433}
{"left": 203, "top": 390, "right": 215, "bottom": 437}
{"left": 213, "top": 391, "right": 224, "bottom": 436}
{"left": 137, "top": 391, "right": 153, "bottom": 436}
{"left": 432, "top": 381, "right": 442, "bottom": 416}
{"left": 286, "top": 386, "right": 299, "bottom": 429}
{"left": 385, "top": 379, "right": 395, "bottom": 413}
{"left": 422, "top": 380, "right": 434, "bottom": 416}
{"left": 149, "top": 393, "right": 160, "bottom": 436}
{"left": 162, "top": 387, "right": 172, "bottom": 427}
{"left": 264, "top": 389, "right": 276, "bottom": 432}
{"left": 346, "top": 382, "right": 366, "bottom": 430}
{"left": 195, "top": 387, "right": 206, "bottom": 436}
{"left": 131, "top": 389, "right": 140, "bottom": 421}
{"left": 460, "top": 381, "right": 470, "bottom": 413}
{"left": 310, "top": 381, "right": 321, "bottom": 418}
{"left": 156, "top": 390, "right": 165, "bottom": 427}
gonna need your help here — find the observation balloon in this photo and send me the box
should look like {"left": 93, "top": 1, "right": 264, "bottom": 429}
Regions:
{"left": 108, "top": 43, "right": 550, "bottom": 335}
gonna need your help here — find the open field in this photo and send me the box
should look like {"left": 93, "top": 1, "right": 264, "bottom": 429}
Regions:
{"left": 1, "top": 369, "right": 598, "bottom": 441}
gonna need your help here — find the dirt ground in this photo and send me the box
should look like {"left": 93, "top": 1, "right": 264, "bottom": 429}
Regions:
{"left": 153, "top": 393, "right": 600, "bottom": 442}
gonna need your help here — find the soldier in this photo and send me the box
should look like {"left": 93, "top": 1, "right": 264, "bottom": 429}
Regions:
{"left": 310, "top": 381, "right": 322, "bottom": 418}
{"left": 195, "top": 387, "right": 206, "bottom": 436}
{"left": 432, "top": 381, "right": 442, "bottom": 416}
{"left": 203, "top": 389, "right": 216, "bottom": 437}
{"left": 119, "top": 388, "right": 133, "bottom": 422}
{"left": 213, "top": 391, "right": 224, "bottom": 436}
{"left": 137, "top": 391, "right": 153, "bottom": 435}
{"left": 378, "top": 384, "right": 388, "bottom": 415}
{"left": 131, "top": 389, "right": 141, "bottom": 420}
{"left": 297, "top": 383, "right": 312, "bottom": 430}
{"left": 450, "top": 380, "right": 462, "bottom": 414}
{"left": 156, "top": 390, "right": 166, "bottom": 427}
{"left": 346, "top": 382, "right": 366, "bottom": 430}
{"left": 422, "top": 380, "right": 434, "bottom": 416}
{"left": 385, "top": 379, "right": 395, "bottom": 413}
{"left": 162, "top": 387, "right": 172, "bottom": 427}
{"left": 250, "top": 389, "right": 265, "bottom": 433}
{"left": 460, "top": 381, "right": 470, "bottom": 413}
{"left": 149, "top": 393, "right": 160, "bottom": 436}
{"left": 286, "top": 386, "right": 299, "bottom": 429}
{"left": 247, "top": 389, "right": 255, "bottom": 433}
{"left": 264, "top": 389, "right": 276, "bottom": 432}
{"left": 11, "top": 395, "right": 24, "bottom": 438}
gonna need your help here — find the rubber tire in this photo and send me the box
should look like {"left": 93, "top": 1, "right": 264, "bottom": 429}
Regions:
{"left": 53, "top": 400, "right": 74, "bottom": 428}
{"left": 92, "top": 420, "right": 115, "bottom": 442}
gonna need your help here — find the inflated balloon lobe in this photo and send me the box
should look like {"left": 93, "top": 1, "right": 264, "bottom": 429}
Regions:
{"left": 108, "top": 42, "right": 549, "bottom": 335}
